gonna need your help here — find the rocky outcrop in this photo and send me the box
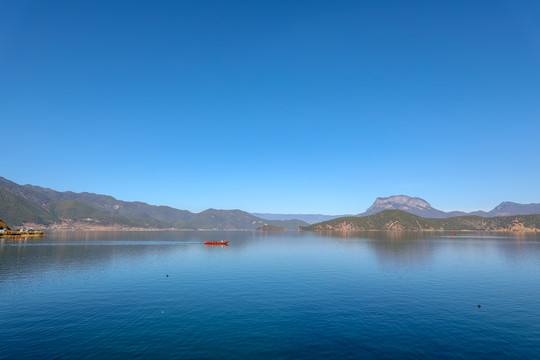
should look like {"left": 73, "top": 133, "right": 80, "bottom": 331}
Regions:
{"left": 359, "top": 195, "right": 449, "bottom": 218}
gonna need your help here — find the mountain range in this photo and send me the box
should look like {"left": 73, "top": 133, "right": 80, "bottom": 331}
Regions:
{"left": 0, "top": 176, "right": 307, "bottom": 230}
{"left": 2, "top": 176, "right": 539, "bottom": 230}
{"left": 357, "top": 195, "right": 540, "bottom": 218}
{"left": 256, "top": 195, "right": 540, "bottom": 223}
{"left": 251, "top": 213, "right": 352, "bottom": 224}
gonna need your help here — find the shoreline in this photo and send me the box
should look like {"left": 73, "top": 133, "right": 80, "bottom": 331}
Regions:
{"left": 11, "top": 228, "right": 540, "bottom": 233}
{"left": 0, "top": 230, "right": 45, "bottom": 238}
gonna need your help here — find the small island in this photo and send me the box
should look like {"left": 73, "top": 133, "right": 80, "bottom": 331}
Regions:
{"left": 256, "top": 224, "right": 288, "bottom": 231}
{"left": 298, "top": 210, "right": 540, "bottom": 232}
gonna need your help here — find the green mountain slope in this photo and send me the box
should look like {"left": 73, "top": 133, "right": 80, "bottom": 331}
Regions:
{"left": 45, "top": 200, "right": 186, "bottom": 228}
{"left": 47, "top": 200, "right": 104, "bottom": 219}
{"left": 183, "top": 209, "right": 304, "bottom": 230}
{"left": 299, "top": 210, "right": 540, "bottom": 232}
{"left": 0, "top": 177, "right": 307, "bottom": 229}
{"left": 0, "top": 177, "right": 54, "bottom": 207}
{"left": 266, "top": 219, "right": 307, "bottom": 230}
{"left": 0, "top": 188, "right": 59, "bottom": 226}
{"left": 24, "top": 184, "right": 194, "bottom": 223}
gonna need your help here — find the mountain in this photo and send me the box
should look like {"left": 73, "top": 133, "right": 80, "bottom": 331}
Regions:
{"left": 3, "top": 176, "right": 539, "bottom": 229}
{"left": 359, "top": 195, "right": 449, "bottom": 218}
{"left": 489, "top": 202, "right": 540, "bottom": 216}
{"left": 0, "top": 176, "right": 308, "bottom": 230}
{"left": 0, "top": 187, "right": 59, "bottom": 226}
{"left": 23, "top": 184, "right": 195, "bottom": 224}
{"left": 357, "top": 195, "right": 540, "bottom": 218}
{"left": 257, "top": 196, "right": 540, "bottom": 222}
{"left": 176, "top": 209, "right": 306, "bottom": 230}
{"left": 251, "top": 213, "right": 351, "bottom": 224}
{"left": 300, "top": 210, "right": 540, "bottom": 232}
{"left": 0, "top": 176, "right": 53, "bottom": 207}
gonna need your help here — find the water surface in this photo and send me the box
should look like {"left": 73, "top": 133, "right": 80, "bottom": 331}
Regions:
{"left": 1, "top": 231, "right": 539, "bottom": 359}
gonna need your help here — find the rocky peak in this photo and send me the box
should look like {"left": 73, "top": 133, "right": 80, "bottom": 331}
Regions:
{"left": 489, "top": 201, "right": 540, "bottom": 216}
{"left": 367, "top": 195, "right": 432, "bottom": 211}
{"left": 359, "top": 195, "right": 448, "bottom": 218}
{"left": 491, "top": 202, "right": 514, "bottom": 212}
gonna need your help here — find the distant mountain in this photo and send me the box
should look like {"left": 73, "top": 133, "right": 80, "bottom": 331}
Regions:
{"left": 251, "top": 213, "right": 351, "bottom": 224}
{"left": 357, "top": 195, "right": 540, "bottom": 218}
{"left": 254, "top": 197, "right": 540, "bottom": 222}
{"left": 0, "top": 176, "right": 308, "bottom": 230}
{"left": 359, "top": 195, "right": 449, "bottom": 218}
{"left": 177, "top": 209, "right": 307, "bottom": 230}
{"left": 3, "top": 176, "right": 539, "bottom": 229}
{"left": 300, "top": 210, "right": 540, "bottom": 232}
{"left": 489, "top": 202, "right": 540, "bottom": 216}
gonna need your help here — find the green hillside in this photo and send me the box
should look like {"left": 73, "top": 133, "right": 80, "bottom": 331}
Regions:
{"left": 187, "top": 209, "right": 268, "bottom": 229}
{"left": 184, "top": 209, "right": 307, "bottom": 230}
{"left": 266, "top": 219, "right": 307, "bottom": 230}
{"left": 0, "top": 188, "right": 58, "bottom": 226}
{"left": 23, "top": 185, "right": 195, "bottom": 223}
{"left": 0, "top": 177, "right": 307, "bottom": 229}
{"left": 47, "top": 200, "right": 103, "bottom": 219}
{"left": 47, "top": 200, "right": 167, "bottom": 228}
{"left": 299, "top": 210, "right": 540, "bottom": 232}
{"left": 0, "top": 177, "right": 53, "bottom": 206}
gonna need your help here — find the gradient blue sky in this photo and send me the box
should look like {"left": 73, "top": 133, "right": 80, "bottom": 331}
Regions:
{"left": 2, "top": 0, "right": 539, "bottom": 214}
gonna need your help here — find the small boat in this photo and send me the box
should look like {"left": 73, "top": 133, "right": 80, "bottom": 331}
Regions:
{"left": 204, "top": 240, "right": 229, "bottom": 246}
{"left": 450, "top": 233, "right": 457, "bottom": 236}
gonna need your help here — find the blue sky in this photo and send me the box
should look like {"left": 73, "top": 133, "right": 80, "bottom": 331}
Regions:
{"left": 2, "top": 0, "right": 539, "bottom": 214}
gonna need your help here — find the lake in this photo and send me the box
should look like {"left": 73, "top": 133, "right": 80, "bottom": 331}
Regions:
{"left": 1, "top": 231, "right": 540, "bottom": 359}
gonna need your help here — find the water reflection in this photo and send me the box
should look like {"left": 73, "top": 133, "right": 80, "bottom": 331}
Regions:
{"left": 313, "top": 231, "right": 434, "bottom": 269}
{"left": 1, "top": 231, "right": 539, "bottom": 283}
{"left": 2, "top": 231, "right": 540, "bottom": 359}
{"left": 0, "top": 231, "right": 273, "bottom": 283}
{"left": 313, "top": 231, "right": 540, "bottom": 269}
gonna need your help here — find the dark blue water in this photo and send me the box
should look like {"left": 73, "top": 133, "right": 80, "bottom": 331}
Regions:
{"left": 1, "top": 231, "right": 540, "bottom": 359}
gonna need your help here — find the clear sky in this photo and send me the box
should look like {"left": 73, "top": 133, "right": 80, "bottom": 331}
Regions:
{"left": 2, "top": 0, "right": 539, "bottom": 214}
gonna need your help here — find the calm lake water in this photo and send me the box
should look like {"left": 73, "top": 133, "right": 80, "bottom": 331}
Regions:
{"left": 1, "top": 231, "right": 540, "bottom": 359}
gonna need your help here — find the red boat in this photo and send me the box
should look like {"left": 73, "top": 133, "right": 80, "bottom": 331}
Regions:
{"left": 204, "top": 240, "right": 229, "bottom": 246}
{"left": 450, "top": 233, "right": 457, "bottom": 236}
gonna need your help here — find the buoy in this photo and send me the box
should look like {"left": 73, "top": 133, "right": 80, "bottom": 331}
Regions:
{"left": 166, "top": 275, "right": 169, "bottom": 277}
{"left": 451, "top": 233, "right": 457, "bottom": 236}
{"left": 477, "top": 305, "right": 481, "bottom": 308}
